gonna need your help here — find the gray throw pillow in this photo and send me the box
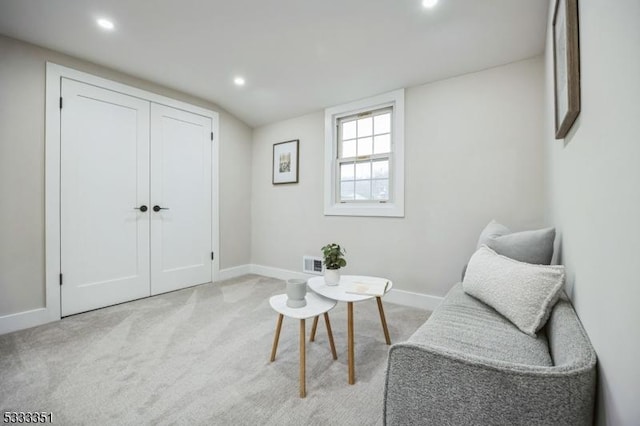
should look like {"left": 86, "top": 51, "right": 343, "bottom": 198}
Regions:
{"left": 461, "top": 220, "right": 511, "bottom": 280}
{"left": 476, "top": 220, "right": 510, "bottom": 248}
{"left": 477, "top": 220, "right": 555, "bottom": 265}
{"left": 463, "top": 246, "right": 566, "bottom": 336}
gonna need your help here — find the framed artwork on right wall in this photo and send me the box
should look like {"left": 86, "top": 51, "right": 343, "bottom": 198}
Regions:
{"left": 553, "top": 0, "right": 581, "bottom": 139}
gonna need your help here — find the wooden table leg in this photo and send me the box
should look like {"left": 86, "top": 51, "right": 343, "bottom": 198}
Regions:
{"left": 376, "top": 297, "right": 391, "bottom": 345}
{"left": 300, "top": 318, "right": 306, "bottom": 398}
{"left": 310, "top": 315, "right": 319, "bottom": 342}
{"left": 323, "top": 312, "right": 338, "bottom": 360}
{"left": 270, "top": 314, "right": 283, "bottom": 362}
{"left": 348, "top": 301, "right": 355, "bottom": 385}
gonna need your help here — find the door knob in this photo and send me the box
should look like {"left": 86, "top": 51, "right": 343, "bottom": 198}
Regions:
{"left": 134, "top": 205, "right": 148, "bottom": 212}
{"left": 153, "top": 205, "right": 169, "bottom": 212}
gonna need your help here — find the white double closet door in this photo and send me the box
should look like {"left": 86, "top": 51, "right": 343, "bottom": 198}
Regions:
{"left": 60, "top": 78, "right": 212, "bottom": 316}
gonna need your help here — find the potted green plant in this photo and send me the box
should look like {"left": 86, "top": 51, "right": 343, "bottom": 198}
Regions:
{"left": 321, "top": 243, "right": 346, "bottom": 286}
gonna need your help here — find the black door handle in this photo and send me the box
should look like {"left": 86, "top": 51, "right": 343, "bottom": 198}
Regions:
{"left": 153, "top": 205, "right": 169, "bottom": 212}
{"left": 134, "top": 205, "right": 148, "bottom": 212}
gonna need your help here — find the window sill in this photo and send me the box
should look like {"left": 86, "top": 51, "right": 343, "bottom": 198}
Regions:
{"left": 324, "top": 202, "right": 404, "bottom": 217}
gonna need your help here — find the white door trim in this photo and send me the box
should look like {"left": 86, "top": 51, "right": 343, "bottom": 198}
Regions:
{"left": 44, "top": 62, "right": 220, "bottom": 324}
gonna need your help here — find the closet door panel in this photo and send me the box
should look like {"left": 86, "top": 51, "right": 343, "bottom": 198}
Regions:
{"left": 150, "top": 104, "right": 212, "bottom": 294}
{"left": 60, "top": 78, "right": 151, "bottom": 316}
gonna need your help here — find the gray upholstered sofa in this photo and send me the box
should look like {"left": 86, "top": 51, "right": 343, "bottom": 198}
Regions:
{"left": 383, "top": 283, "right": 597, "bottom": 425}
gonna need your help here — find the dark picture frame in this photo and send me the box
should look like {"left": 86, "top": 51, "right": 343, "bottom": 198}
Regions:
{"left": 553, "top": 0, "right": 580, "bottom": 139}
{"left": 272, "top": 139, "right": 299, "bottom": 184}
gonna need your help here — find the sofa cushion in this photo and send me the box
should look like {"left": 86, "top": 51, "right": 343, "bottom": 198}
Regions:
{"left": 476, "top": 219, "right": 510, "bottom": 248}
{"left": 409, "top": 283, "right": 553, "bottom": 366}
{"left": 477, "top": 220, "right": 555, "bottom": 265}
{"left": 463, "top": 246, "right": 565, "bottom": 336}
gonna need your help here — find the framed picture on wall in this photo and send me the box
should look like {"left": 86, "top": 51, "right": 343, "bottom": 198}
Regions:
{"left": 272, "top": 139, "right": 299, "bottom": 184}
{"left": 553, "top": 0, "right": 580, "bottom": 139}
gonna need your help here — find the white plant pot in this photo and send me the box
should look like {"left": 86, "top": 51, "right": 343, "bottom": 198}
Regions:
{"left": 286, "top": 279, "right": 308, "bottom": 308}
{"left": 324, "top": 269, "right": 341, "bottom": 286}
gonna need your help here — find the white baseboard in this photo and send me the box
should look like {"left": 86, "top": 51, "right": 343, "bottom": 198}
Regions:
{"left": 385, "top": 288, "right": 443, "bottom": 311}
{"left": 1, "top": 264, "right": 255, "bottom": 336}
{"left": 218, "top": 264, "right": 309, "bottom": 282}
{"left": 217, "top": 264, "right": 252, "bottom": 281}
{"left": 0, "top": 307, "right": 57, "bottom": 336}
{"left": 1, "top": 264, "right": 443, "bottom": 336}
{"left": 249, "top": 264, "right": 442, "bottom": 311}
{"left": 250, "top": 264, "right": 316, "bottom": 281}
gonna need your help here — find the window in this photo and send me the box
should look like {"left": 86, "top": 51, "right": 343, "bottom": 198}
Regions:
{"left": 324, "top": 89, "right": 404, "bottom": 217}
{"left": 338, "top": 108, "right": 392, "bottom": 202}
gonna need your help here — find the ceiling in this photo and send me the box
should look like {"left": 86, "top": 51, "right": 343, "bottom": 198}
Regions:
{"left": 0, "top": 0, "right": 548, "bottom": 127}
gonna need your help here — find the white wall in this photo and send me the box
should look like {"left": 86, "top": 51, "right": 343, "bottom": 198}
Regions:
{"left": 0, "top": 35, "right": 252, "bottom": 318}
{"left": 218, "top": 112, "right": 253, "bottom": 270}
{"left": 544, "top": 1, "right": 640, "bottom": 424}
{"left": 251, "top": 56, "right": 545, "bottom": 298}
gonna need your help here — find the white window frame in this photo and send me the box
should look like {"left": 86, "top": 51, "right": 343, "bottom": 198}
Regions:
{"left": 324, "top": 89, "right": 405, "bottom": 217}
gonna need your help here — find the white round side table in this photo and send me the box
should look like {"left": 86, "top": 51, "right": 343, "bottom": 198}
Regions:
{"left": 269, "top": 292, "right": 337, "bottom": 398}
{"left": 307, "top": 275, "right": 393, "bottom": 385}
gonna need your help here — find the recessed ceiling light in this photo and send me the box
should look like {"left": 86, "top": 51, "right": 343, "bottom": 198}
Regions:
{"left": 233, "top": 77, "right": 246, "bottom": 87}
{"left": 422, "top": 0, "right": 438, "bottom": 8}
{"left": 97, "top": 18, "right": 115, "bottom": 30}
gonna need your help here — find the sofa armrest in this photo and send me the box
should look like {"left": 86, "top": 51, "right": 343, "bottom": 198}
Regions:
{"left": 384, "top": 342, "right": 595, "bottom": 426}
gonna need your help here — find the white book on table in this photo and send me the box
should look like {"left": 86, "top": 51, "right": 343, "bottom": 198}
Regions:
{"left": 344, "top": 279, "right": 389, "bottom": 296}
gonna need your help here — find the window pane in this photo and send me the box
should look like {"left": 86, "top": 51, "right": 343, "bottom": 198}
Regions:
{"left": 342, "top": 120, "right": 357, "bottom": 140}
{"left": 372, "top": 179, "right": 389, "bottom": 200}
{"left": 357, "top": 117, "right": 373, "bottom": 137}
{"left": 355, "top": 162, "right": 371, "bottom": 180}
{"left": 355, "top": 180, "right": 371, "bottom": 200}
{"left": 372, "top": 160, "right": 389, "bottom": 178}
{"left": 374, "top": 113, "right": 391, "bottom": 135}
{"left": 357, "top": 137, "right": 373, "bottom": 156}
{"left": 342, "top": 139, "right": 356, "bottom": 158}
{"left": 374, "top": 134, "right": 391, "bottom": 154}
{"left": 340, "top": 163, "right": 355, "bottom": 181}
{"left": 340, "top": 181, "right": 355, "bottom": 200}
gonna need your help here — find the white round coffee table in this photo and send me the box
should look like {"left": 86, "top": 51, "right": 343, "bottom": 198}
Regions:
{"left": 307, "top": 275, "right": 393, "bottom": 385}
{"left": 269, "top": 292, "right": 337, "bottom": 398}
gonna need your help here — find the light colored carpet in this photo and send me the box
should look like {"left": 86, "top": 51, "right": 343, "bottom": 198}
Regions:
{"left": 0, "top": 275, "right": 429, "bottom": 425}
